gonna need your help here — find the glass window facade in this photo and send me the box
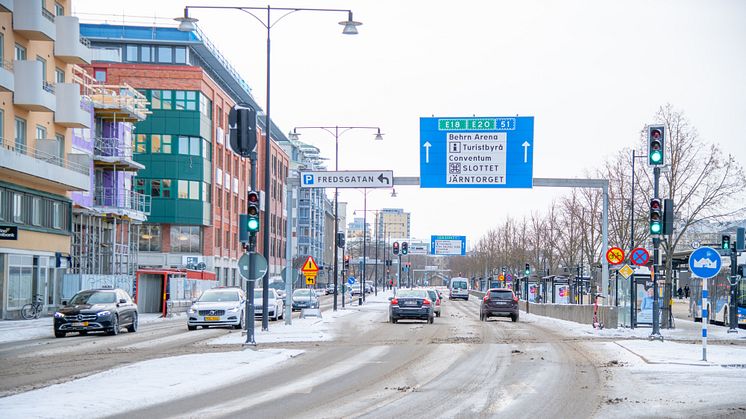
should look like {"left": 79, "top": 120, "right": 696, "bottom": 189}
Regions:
{"left": 139, "top": 224, "right": 161, "bottom": 252}
{"left": 171, "top": 226, "right": 201, "bottom": 253}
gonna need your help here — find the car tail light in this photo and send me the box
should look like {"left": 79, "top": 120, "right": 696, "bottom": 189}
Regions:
{"left": 423, "top": 299, "right": 431, "bottom": 305}
{"left": 513, "top": 295, "right": 519, "bottom": 303}
{"left": 391, "top": 298, "right": 398, "bottom": 305}
{"left": 483, "top": 295, "right": 489, "bottom": 302}
{"left": 436, "top": 299, "right": 440, "bottom": 306}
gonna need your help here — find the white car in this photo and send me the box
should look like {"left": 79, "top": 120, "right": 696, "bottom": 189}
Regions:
{"left": 187, "top": 287, "right": 245, "bottom": 330}
{"left": 254, "top": 288, "right": 284, "bottom": 321}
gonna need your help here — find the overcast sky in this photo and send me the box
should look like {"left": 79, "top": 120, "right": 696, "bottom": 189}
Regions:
{"left": 74, "top": 0, "right": 746, "bottom": 248}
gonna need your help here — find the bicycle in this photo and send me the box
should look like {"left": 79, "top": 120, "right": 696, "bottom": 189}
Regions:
{"left": 21, "top": 294, "right": 44, "bottom": 320}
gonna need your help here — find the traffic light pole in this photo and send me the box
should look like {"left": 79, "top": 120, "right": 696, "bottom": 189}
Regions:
{"left": 651, "top": 166, "right": 663, "bottom": 340}
{"left": 245, "top": 151, "right": 258, "bottom": 345}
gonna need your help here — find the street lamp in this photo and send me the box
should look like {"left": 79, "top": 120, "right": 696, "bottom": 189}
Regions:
{"left": 177, "top": 4, "right": 362, "bottom": 332}
{"left": 289, "top": 126, "right": 383, "bottom": 311}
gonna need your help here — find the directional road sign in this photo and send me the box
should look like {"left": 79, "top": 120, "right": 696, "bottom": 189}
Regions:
{"left": 688, "top": 246, "right": 722, "bottom": 279}
{"left": 408, "top": 243, "right": 429, "bottom": 255}
{"left": 605, "top": 247, "right": 625, "bottom": 265}
{"left": 430, "top": 235, "right": 466, "bottom": 256}
{"left": 630, "top": 247, "right": 650, "bottom": 266}
{"left": 419, "top": 116, "right": 534, "bottom": 188}
{"left": 347, "top": 276, "right": 356, "bottom": 285}
{"left": 300, "top": 170, "right": 393, "bottom": 189}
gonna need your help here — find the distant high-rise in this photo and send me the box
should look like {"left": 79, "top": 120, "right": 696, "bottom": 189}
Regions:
{"left": 377, "top": 208, "right": 410, "bottom": 240}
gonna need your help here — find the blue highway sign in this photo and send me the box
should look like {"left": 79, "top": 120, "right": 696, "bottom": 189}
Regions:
{"left": 419, "top": 116, "right": 534, "bottom": 188}
{"left": 347, "top": 276, "right": 356, "bottom": 285}
{"left": 430, "top": 235, "right": 467, "bottom": 256}
{"left": 688, "top": 246, "right": 722, "bottom": 279}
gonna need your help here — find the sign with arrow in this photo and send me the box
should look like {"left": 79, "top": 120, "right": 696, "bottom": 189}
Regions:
{"left": 419, "top": 116, "right": 534, "bottom": 188}
{"left": 300, "top": 170, "right": 393, "bottom": 189}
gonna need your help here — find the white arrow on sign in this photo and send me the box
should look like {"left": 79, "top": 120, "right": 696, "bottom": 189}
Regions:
{"left": 522, "top": 141, "right": 531, "bottom": 163}
{"left": 423, "top": 141, "right": 432, "bottom": 163}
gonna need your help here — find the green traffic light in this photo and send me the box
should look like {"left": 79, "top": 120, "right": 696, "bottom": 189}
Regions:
{"left": 650, "top": 151, "right": 662, "bottom": 163}
{"left": 247, "top": 218, "right": 259, "bottom": 232}
{"left": 650, "top": 222, "right": 662, "bottom": 234}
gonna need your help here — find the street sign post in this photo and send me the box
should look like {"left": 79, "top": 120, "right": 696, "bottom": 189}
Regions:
{"left": 430, "top": 235, "right": 466, "bottom": 256}
{"left": 630, "top": 247, "right": 650, "bottom": 266}
{"left": 347, "top": 276, "right": 356, "bottom": 285}
{"left": 419, "top": 116, "right": 534, "bottom": 188}
{"left": 301, "top": 256, "right": 319, "bottom": 287}
{"left": 300, "top": 170, "right": 393, "bottom": 189}
{"left": 688, "top": 246, "right": 723, "bottom": 362}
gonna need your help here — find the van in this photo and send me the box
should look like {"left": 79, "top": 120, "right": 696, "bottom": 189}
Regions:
{"left": 449, "top": 277, "right": 470, "bottom": 300}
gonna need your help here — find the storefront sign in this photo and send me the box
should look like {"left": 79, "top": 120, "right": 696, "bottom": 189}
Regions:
{"left": 0, "top": 226, "right": 18, "bottom": 240}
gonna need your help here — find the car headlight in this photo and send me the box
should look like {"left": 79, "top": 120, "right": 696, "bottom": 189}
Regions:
{"left": 54, "top": 312, "right": 65, "bottom": 318}
{"left": 188, "top": 306, "right": 198, "bottom": 314}
{"left": 228, "top": 306, "right": 241, "bottom": 312}
{"left": 97, "top": 311, "right": 111, "bottom": 317}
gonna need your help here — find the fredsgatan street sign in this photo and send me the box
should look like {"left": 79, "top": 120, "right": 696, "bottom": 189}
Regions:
{"left": 419, "top": 116, "right": 534, "bottom": 188}
{"left": 300, "top": 170, "right": 393, "bottom": 189}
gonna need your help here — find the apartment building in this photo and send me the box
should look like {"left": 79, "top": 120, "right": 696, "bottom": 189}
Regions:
{"left": 0, "top": 1, "right": 94, "bottom": 318}
{"left": 80, "top": 23, "right": 289, "bottom": 284}
{"left": 378, "top": 208, "right": 411, "bottom": 240}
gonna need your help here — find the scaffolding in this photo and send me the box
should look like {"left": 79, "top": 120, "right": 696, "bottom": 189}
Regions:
{"left": 71, "top": 212, "right": 140, "bottom": 277}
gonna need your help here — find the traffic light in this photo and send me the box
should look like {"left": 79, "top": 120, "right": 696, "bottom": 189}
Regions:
{"left": 525, "top": 263, "right": 530, "bottom": 276}
{"left": 336, "top": 232, "right": 345, "bottom": 248}
{"left": 649, "top": 198, "right": 663, "bottom": 235}
{"left": 648, "top": 125, "right": 665, "bottom": 166}
{"left": 247, "top": 191, "right": 260, "bottom": 233}
{"left": 228, "top": 104, "right": 257, "bottom": 158}
{"left": 392, "top": 241, "right": 400, "bottom": 255}
{"left": 721, "top": 234, "right": 731, "bottom": 251}
{"left": 401, "top": 242, "right": 408, "bottom": 255}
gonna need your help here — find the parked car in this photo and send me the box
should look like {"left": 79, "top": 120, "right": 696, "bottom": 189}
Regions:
{"left": 449, "top": 277, "right": 470, "bottom": 300}
{"left": 53, "top": 288, "right": 138, "bottom": 338}
{"left": 254, "top": 288, "right": 284, "bottom": 320}
{"left": 268, "top": 279, "right": 287, "bottom": 299}
{"left": 426, "top": 288, "right": 442, "bottom": 317}
{"left": 364, "top": 283, "right": 374, "bottom": 294}
{"left": 325, "top": 283, "right": 336, "bottom": 295}
{"left": 350, "top": 284, "right": 365, "bottom": 296}
{"left": 292, "top": 289, "right": 319, "bottom": 311}
{"left": 389, "top": 289, "right": 434, "bottom": 324}
{"left": 187, "top": 287, "right": 245, "bottom": 330}
{"left": 480, "top": 288, "right": 519, "bottom": 322}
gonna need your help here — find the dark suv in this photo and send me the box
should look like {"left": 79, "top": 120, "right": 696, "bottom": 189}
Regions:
{"left": 54, "top": 288, "right": 138, "bottom": 337}
{"left": 480, "top": 288, "right": 519, "bottom": 322}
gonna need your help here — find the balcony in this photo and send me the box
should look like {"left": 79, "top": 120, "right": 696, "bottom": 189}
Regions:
{"left": 54, "top": 83, "right": 91, "bottom": 128}
{"left": 87, "top": 82, "right": 150, "bottom": 122}
{"left": 13, "top": 60, "right": 55, "bottom": 112}
{"left": 13, "top": 1, "right": 55, "bottom": 41}
{"left": 92, "top": 187, "right": 151, "bottom": 221}
{"left": 55, "top": 16, "right": 91, "bottom": 64}
{"left": 0, "top": 0, "right": 12, "bottom": 14}
{"left": 0, "top": 60, "right": 13, "bottom": 92}
{"left": 93, "top": 137, "right": 144, "bottom": 171}
{"left": 0, "top": 140, "right": 90, "bottom": 191}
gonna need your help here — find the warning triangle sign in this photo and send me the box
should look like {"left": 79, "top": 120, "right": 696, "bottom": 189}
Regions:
{"left": 301, "top": 256, "right": 319, "bottom": 273}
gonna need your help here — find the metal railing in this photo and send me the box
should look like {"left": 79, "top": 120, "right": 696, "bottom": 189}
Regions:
{"left": 93, "top": 187, "right": 151, "bottom": 215}
{"left": 42, "top": 81, "right": 55, "bottom": 94}
{"left": 41, "top": 8, "right": 55, "bottom": 23}
{"left": 1, "top": 140, "right": 88, "bottom": 175}
{"left": 94, "top": 137, "right": 135, "bottom": 160}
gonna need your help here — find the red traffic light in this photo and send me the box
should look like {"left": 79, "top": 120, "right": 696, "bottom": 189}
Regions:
{"left": 650, "top": 199, "right": 661, "bottom": 210}
{"left": 392, "top": 241, "right": 400, "bottom": 255}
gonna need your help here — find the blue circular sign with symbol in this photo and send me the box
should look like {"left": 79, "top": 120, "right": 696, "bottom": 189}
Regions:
{"left": 347, "top": 276, "right": 356, "bottom": 285}
{"left": 688, "top": 246, "right": 722, "bottom": 279}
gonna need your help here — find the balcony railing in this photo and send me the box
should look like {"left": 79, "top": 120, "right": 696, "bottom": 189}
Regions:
{"left": 41, "top": 8, "right": 55, "bottom": 23}
{"left": 94, "top": 137, "right": 135, "bottom": 160}
{"left": 80, "top": 36, "right": 91, "bottom": 48}
{"left": 93, "top": 187, "right": 151, "bottom": 215}
{"left": 1, "top": 140, "right": 88, "bottom": 175}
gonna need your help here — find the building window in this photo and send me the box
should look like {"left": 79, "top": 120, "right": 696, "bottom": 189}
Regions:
{"left": 216, "top": 227, "right": 222, "bottom": 248}
{"left": 171, "top": 225, "right": 201, "bottom": 253}
{"left": 125, "top": 44, "right": 138, "bottom": 62}
{"left": 177, "top": 180, "right": 200, "bottom": 200}
{"left": 162, "top": 179, "right": 172, "bottom": 198}
{"left": 54, "top": 2, "right": 64, "bottom": 16}
{"left": 13, "top": 193, "right": 23, "bottom": 223}
{"left": 151, "top": 134, "right": 161, "bottom": 153}
{"left": 0, "top": 33, "right": 4, "bottom": 63}
{"left": 36, "top": 56, "right": 47, "bottom": 83}
{"left": 199, "top": 94, "right": 212, "bottom": 119}
{"left": 36, "top": 125, "right": 46, "bottom": 141}
{"left": 141, "top": 46, "right": 152, "bottom": 63}
{"left": 157, "top": 46, "right": 173, "bottom": 63}
{"left": 150, "top": 179, "right": 161, "bottom": 198}
{"left": 94, "top": 69, "right": 106, "bottom": 82}
{"left": 139, "top": 224, "right": 161, "bottom": 252}
{"left": 174, "top": 46, "right": 186, "bottom": 64}
{"left": 225, "top": 230, "right": 230, "bottom": 250}
{"left": 32, "top": 198, "right": 42, "bottom": 226}
{"left": 52, "top": 202, "right": 62, "bottom": 229}
{"left": 55, "top": 67, "right": 64, "bottom": 83}
{"left": 14, "top": 117, "right": 26, "bottom": 151}
{"left": 203, "top": 184, "right": 210, "bottom": 203}
{"left": 134, "top": 134, "right": 146, "bottom": 153}
{"left": 54, "top": 134, "right": 64, "bottom": 159}
{"left": 186, "top": 91, "right": 197, "bottom": 110}
{"left": 150, "top": 90, "right": 161, "bottom": 108}
{"left": 134, "top": 178, "right": 146, "bottom": 195}
{"left": 216, "top": 188, "right": 222, "bottom": 207}
{"left": 14, "top": 44, "right": 26, "bottom": 61}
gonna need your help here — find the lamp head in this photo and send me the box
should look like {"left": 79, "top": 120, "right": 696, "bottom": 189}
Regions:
{"left": 374, "top": 129, "right": 383, "bottom": 141}
{"left": 288, "top": 130, "right": 300, "bottom": 141}
{"left": 175, "top": 8, "right": 198, "bottom": 32}
{"left": 390, "top": 188, "right": 397, "bottom": 198}
{"left": 339, "top": 11, "right": 362, "bottom": 35}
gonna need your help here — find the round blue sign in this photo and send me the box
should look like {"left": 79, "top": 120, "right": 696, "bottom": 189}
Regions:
{"left": 688, "top": 246, "right": 722, "bottom": 279}
{"left": 347, "top": 276, "right": 356, "bottom": 285}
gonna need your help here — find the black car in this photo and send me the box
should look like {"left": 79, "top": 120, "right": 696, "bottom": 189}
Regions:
{"left": 389, "top": 289, "right": 434, "bottom": 324}
{"left": 480, "top": 288, "right": 519, "bottom": 322}
{"left": 54, "top": 288, "right": 138, "bottom": 338}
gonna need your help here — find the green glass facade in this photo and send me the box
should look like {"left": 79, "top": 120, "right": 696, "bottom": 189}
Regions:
{"left": 133, "top": 90, "right": 212, "bottom": 226}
